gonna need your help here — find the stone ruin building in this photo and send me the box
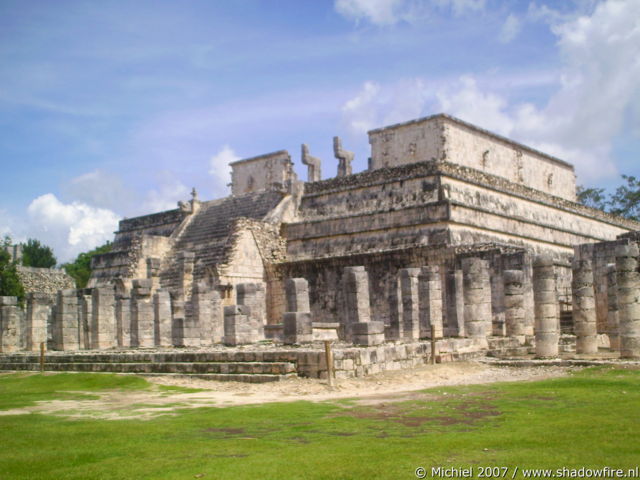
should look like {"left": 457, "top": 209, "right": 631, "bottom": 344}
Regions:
{"left": 1, "top": 113, "right": 640, "bottom": 381}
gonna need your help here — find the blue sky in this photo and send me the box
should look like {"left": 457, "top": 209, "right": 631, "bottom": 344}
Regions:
{"left": 1, "top": 0, "right": 639, "bottom": 262}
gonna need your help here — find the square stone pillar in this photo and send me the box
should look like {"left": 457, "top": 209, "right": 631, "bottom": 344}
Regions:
{"left": 223, "top": 305, "right": 253, "bottom": 346}
{"left": 462, "top": 258, "right": 492, "bottom": 341}
{"left": 153, "top": 289, "right": 172, "bottom": 347}
{"left": 171, "top": 298, "right": 200, "bottom": 347}
{"left": 400, "top": 268, "right": 421, "bottom": 341}
{"left": 283, "top": 278, "right": 313, "bottom": 344}
{"left": 192, "top": 283, "right": 223, "bottom": 346}
{"left": 130, "top": 279, "right": 154, "bottom": 348}
{"left": 503, "top": 270, "right": 526, "bottom": 341}
{"left": 53, "top": 289, "right": 80, "bottom": 351}
{"left": 146, "top": 257, "right": 161, "bottom": 292}
{"left": 78, "top": 291, "right": 92, "bottom": 349}
{"left": 91, "top": 287, "right": 116, "bottom": 350}
{"left": 177, "top": 252, "right": 195, "bottom": 299}
{"left": 342, "top": 266, "right": 382, "bottom": 345}
{"left": 25, "top": 293, "right": 53, "bottom": 351}
{"left": 236, "top": 283, "right": 266, "bottom": 342}
{"left": 444, "top": 269, "right": 465, "bottom": 337}
{"left": 419, "top": 266, "right": 443, "bottom": 339}
{"left": 0, "top": 296, "right": 25, "bottom": 353}
{"left": 115, "top": 294, "right": 131, "bottom": 347}
{"left": 606, "top": 264, "right": 620, "bottom": 351}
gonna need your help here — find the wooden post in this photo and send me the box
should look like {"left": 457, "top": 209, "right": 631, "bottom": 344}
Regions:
{"left": 39, "top": 342, "right": 45, "bottom": 373}
{"left": 324, "top": 340, "right": 334, "bottom": 387}
{"left": 430, "top": 325, "right": 437, "bottom": 365}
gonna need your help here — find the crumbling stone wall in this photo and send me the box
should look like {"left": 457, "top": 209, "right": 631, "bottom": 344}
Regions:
{"left": 16, "top": 266, "right": 74, "bottom": 297}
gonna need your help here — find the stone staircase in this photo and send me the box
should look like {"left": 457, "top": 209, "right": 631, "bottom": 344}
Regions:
{"left": 160, "top": 191, "right": 285, "bottom": 294}
{"left": 0, "top": 351, "right": 297, "bottom": 383}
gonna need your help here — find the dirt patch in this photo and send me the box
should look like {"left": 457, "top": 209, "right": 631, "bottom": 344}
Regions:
{"left": 0, "top": 362, "right": 576, "bottom": 420}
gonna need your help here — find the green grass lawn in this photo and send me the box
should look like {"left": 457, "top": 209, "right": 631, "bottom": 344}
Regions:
{"left": 0, "top": 367, "right": 638, "bottom": 480}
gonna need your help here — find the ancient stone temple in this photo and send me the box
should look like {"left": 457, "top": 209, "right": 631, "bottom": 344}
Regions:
{"left": 2, "top": 113, "right": 640, "bottom": 378}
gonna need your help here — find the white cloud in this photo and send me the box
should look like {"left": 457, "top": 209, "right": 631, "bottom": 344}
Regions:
{"left": 209, "top": 145, "right": 238, "bottom": 197}
{"left": 63, "top": 169, "right": 133, "bottom": 212}
{"left": 334, "top": 0, "right": 407, "bottom": 25}
{"left": 431, "top": 0, "right": 485, "bottom": 16}
{"left": 334, "top": 0, "right": 486, "bottom": 25}
{"left": 342, "top": 81, "right": 382, "bottom": 133}
{"left": 142, "top": 176, "right": 190, "bottom": 213}
{"left": 436, "top": 76, "right": 514, "bottom": 136}
{"left": 26, "top": 193, "right": 120, "bottom": 262}
{"left": 341, "top": 0, "right": 640, "bottom": 183}
{"left": 499, "top": 13, "right": 521, "bottom": 43}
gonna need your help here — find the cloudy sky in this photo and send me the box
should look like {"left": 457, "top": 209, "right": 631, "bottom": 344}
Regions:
{"left": 1, "top": 0, "right": 639, "bottom": 262}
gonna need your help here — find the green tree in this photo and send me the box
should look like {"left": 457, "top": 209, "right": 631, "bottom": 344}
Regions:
{"left": 21, "top": 238, "right": 57, "bottom": 268}
{"left": 0, "top": 237, "right": 25, "bottom": 303}
{"left": 608, "top": 175, "right": 640, "bottom": 222}
{"left": 63, "top": 241, "right": 112, "bottom": 288}
{"left": 577, "top": 174, "right": 640, "bottom": 221}
{"left": 576, "top": 185, "right": 607, "bottom": 211}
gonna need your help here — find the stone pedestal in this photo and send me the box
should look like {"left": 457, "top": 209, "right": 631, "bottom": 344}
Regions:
{"left": 572, "top": 259, "right": 598, "bottom": 354}
{"left": 533, "top": 255, "right": 559, "bottom": 358}
{"left": 462, "top": 258, "right": 491, "bottom": 341}
{"left": 615, "top": 243, "right": 640, "bottom": 359}
{"left": 223, "top": 305, "right": 254, "bottom": 346}
{"left": 283, "top": 312, "right": 313, "bottom": 344}
{"left": 351, "top": 321, "right": 385, "bottom": 346}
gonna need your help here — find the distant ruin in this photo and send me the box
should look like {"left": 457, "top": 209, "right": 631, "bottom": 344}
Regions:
{"left": 2, "top": 113, "right": 640, "bottom": 380}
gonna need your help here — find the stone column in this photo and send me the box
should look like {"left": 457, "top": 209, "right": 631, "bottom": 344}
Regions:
{"left": 130, "top": 279, "right": 154, "bottom": 348}
{"left": 343, "top": 266, "right": 383, "bottom": 345}
{"left": 343, "top": 266, "right": 371, "bottom": 338}
{"left": 533, "top": 255, "right": 559, "bottom": 358}
{"left": 192, "top": 283, "right": 223, "bottom": 346}
{"left": 388, "top": 275, "right": 403, "bottom": 340}
{"left": 462, "top": 258, "right": 492, "bottom": 340}
{"left": 177, "top": 252, "right": 195, "bottom": 300}
{"left": 115, "top": 294, "right": 131, "bottom": 347}
{"left": 223, "top": 305, "right": 252, "bottom": 346}
{"left": 171, "top": 298, "right": 199, "bottom": 347}
{"left": 418, "top": 266, "right": 443, "bottom": 338}
{"left": 91, "top": 287, "right": 116, "bottom": 350}
{"left": 146, "top": 257, "right": 161, "bottom": 292}
{"left": 444, "top": 269, "right": 465, "bottom": 337}
{"left": 503, "top": 270, "right": 526, "bottom": 339}
{"left": 606, "top": 264, "right": 620, "bottom": 351}
{"left": 0, "top": 296, "right": 25, "bottom": 353}
{"left": 153, "top": 289, "right": 172, "bottom": 347}
{"left": 283, "top": 278, "right": 312, "bottom": 344}
{"left": 615, "top": 243, "right": 640, "bottom": 359}
{"left": 572, "top": 258, "right": 598, "bottom": 354}
{"left": 79, "top": 291, "right": 92, "bottom": 349}
{"left": 399, "top": 268, "right": 420, "bottom": 341}
{"left": 25, "top": 293, "right": 52, "bottom": 351}
{"left": 53, "top": 289, "right": 80, "bottom": 351}
{"left": 236, "top": 283, "right": 265, "bottom": 343}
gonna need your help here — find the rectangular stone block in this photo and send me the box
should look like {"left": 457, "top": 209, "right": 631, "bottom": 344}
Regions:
{"left": 283, "top": 311, "right": 312, "bottom": 344}
{"left": 91, "top": 287, "right": 116, "bottom": 350}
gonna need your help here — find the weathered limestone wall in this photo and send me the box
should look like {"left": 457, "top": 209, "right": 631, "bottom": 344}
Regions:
{"left": 368, "top": 114, "right": 576, "bottom": 201}
{"left": 16, "top": 266, "right": 75, "bottom": 297}
{"left": 230, "top": 150, "right": 296, "bottom": 196}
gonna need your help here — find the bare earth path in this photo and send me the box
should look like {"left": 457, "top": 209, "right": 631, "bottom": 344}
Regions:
{"left": 0, "top": 362, "right": 577, "bottom": 420}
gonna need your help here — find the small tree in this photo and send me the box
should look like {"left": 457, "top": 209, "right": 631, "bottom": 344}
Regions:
{"left": 63, "top": 241, "right": 112, "bottom": 288}
{"left": 21, "top": 238, "right": 57, "bottom": 268}
{"left": 608, "top": 175, "right": 640, "bottom": 222}
{"left": 0, "top": 242, "right": 25, "bottom": 303}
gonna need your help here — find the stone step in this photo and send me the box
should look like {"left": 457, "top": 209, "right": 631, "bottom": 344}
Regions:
{"left": 0, "top": 361, "right": 296, "bottom": 375}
